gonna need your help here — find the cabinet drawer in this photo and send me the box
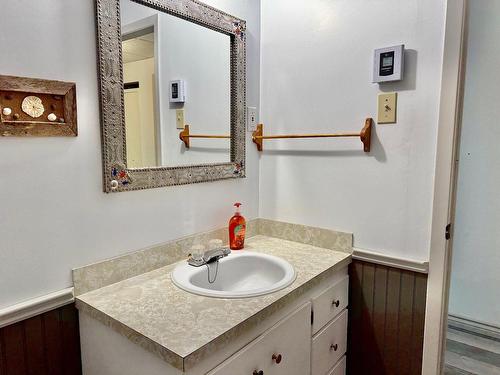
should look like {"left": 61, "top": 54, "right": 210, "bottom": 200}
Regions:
{"left": 311, "top": 309, "right": 348, "bottom": 375}
{"left": 326, "top": 356, "right": 346, "bottom": 375}
{"left": 311, "top": 276, "right": 348, "bottom": 334}
{"left": 207, "top": 302, "right": 311, "bottom": 375}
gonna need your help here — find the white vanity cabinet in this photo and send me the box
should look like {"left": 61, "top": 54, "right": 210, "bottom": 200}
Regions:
{"left": 310, "top": 276, "right": 349, "bottom": 375}
{"left": 327, "top": 356, "right": 347, "bottom": 375}
{"left": 207, "top": 303, "right": 312, "bottom": 375}
{"left": 311, "top": 310, "right": 348, "bottom": 375}
{"left": 79, "top": 267, "right": 350, "bottom": 375}
{"left": 311, "top": 276, "right": 349, "bottom": 334}
{"left": 207, "top": 274, "right": 349, "bottom": 375}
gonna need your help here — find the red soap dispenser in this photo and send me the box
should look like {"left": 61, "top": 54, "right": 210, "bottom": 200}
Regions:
{"left": 229, "top": 203, "right": 246, "bottom": 250}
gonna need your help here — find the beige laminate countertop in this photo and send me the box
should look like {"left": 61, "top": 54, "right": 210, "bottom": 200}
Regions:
{"left": 76, "top": 235, "right": 351, "bottom": 371}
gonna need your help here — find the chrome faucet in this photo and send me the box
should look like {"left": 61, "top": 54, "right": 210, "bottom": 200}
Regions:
{"left": 188, "top": 247, "right": 231, "bottom": 267}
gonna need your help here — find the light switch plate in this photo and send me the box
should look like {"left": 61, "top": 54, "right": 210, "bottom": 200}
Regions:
{"left": 377, "top": 92, "right": 397, "bottom": 124}
{"left": 176, "top": 109, "right": 185, "bottom": 129}
{"left": 247, "top": 106, "right": 257, "bottom": 131}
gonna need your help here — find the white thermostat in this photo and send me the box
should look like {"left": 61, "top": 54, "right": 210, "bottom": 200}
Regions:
{"left": 169, "top": 80, "right": 186, "bottom": 103}
{"left": 373, "top": 44, "right": 404, "bottom": 83}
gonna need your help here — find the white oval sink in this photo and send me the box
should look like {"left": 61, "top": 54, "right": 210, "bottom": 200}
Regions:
{"left": 171, "top": 251, "right": 296, "bottom": 298}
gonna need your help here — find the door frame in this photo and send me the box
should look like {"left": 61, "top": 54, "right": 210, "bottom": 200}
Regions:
{"left": 422, "top": 0, "right": 468, "bottom": 373}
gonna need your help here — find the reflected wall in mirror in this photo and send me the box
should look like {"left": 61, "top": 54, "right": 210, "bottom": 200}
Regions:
{"left": 120, "top": 0, "right": 231, "bottom": 168}
{"left": 96, "top": 0, "right": 246, "bottom": 192}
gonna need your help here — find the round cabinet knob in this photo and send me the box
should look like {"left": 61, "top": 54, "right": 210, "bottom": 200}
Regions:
{"left": 330, "top": 343, "right": 338, "bottom": 352}
{"left": 272, "top": 353, "right": 282, "bottom": 364}
{"left": 252, "top": 370, "right": 264, "bottom": 375}
{"left": 332, "top": 299, "right": 340, "bottom": 307}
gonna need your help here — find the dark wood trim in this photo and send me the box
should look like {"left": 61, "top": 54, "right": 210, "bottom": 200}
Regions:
{"left": 347, "top": 259, "right": 427, "bottom": 375}
{"left": 0, "top": 304, "right": 82, "bottom": 375}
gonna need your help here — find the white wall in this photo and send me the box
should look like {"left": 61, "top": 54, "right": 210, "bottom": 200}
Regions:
{"left": 448, "top": 0, "right": 500, "bottom": 328}
{"left": 259, "top": 0, "right": 446, "bottom": 261}
{"left": 0, "top": 0, "right": 260, "bottom": 309}
{"left": 0, "top": 0, "right": 454, "bottom": 310}
{"left": 159, "top": 10, "right": 231, "bottom": 166}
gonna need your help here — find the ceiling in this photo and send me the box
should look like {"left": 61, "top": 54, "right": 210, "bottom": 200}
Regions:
{"left": 122, "top": 32, "right": 154, "bottom": 64}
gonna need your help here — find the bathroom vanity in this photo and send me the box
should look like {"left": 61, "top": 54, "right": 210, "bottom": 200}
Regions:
{"left": 74, "top": 220, "right": 352, "bottom": 375}
{"left": 83, "top": 2, "right": 351, "bottom": 371}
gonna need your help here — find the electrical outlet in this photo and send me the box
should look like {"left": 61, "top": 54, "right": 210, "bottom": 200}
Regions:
{"left": 247, "top": 106, "right": 257, "bottom": 131}
{"left": 176, "top": 109, "right": 185, "bottom": 129}
{"left": 377, "top": 92, "right": 397, "bottom": 124}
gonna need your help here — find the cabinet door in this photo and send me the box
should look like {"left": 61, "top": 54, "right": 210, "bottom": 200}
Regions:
{"left": 311, "top": 309, "right": 348, "bottom": 375}
{"left": 207, "top": 303, "right": 311, "bottom": 375}
{"left": 311, "top": 276, "right": 349, "bottom": 334}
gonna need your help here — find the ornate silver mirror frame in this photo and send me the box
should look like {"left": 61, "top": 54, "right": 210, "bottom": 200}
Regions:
{"left": 96, "top": 0, "right": 246, "bottom": 192}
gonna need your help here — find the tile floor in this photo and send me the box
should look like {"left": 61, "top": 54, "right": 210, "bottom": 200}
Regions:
{"left": 445, "top": 326, "right": 500, "bottom": 375}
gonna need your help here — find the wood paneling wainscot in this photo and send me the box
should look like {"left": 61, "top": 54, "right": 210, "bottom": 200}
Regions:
{"left": 347, "top": 260, "right": 427, "bottom": 375}
{"left": 0, "top": 304, "right": 82, "bottom": 375}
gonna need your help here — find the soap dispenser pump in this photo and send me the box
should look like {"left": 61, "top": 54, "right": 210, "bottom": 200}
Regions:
{"left": 229, "top": 202, "right": 246, "bottom": 250}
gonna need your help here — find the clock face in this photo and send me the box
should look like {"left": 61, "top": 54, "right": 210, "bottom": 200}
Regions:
{"left": 21, "top": 96, "right": 45, "bottom": 118}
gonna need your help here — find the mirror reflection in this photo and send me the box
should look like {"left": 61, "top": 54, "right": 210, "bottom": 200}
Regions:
{"left": 120, "top": 0, "right": 231, "bottom": 168}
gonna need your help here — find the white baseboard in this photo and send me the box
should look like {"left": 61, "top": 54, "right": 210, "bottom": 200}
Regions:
{"left": 352, "top": 247, "right": 429, "bottom": 274}
{"left": 0, "top": 288, "right": 75, "bottom": 328}
{"left": 448, "top": 314, "right": 500, "bottom": 340}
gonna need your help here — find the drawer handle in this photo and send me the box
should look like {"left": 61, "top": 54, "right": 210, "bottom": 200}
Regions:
{"left": 253, "top": 371, "right": 264, "bottom": 375}
{"left": 330, "top": 343, "right": 338, "bottom": 352}
{"left": 272, "top": 353, "right": 282, "bottom": 364}
{"left": 332, "top": 299, "right": 340, "bottom": 307}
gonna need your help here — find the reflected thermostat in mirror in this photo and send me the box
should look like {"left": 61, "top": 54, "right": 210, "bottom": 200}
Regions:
{"left": 170, "top": 80, "right": 185, "bottom": 103}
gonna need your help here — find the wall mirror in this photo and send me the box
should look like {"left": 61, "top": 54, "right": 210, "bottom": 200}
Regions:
{"left": 96, "top": 0, "right": 246, "bottom": 192}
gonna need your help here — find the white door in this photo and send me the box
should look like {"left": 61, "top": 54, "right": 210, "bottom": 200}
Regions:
{"left": 124, "top": 89, "right": 144, "bottom": 168}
